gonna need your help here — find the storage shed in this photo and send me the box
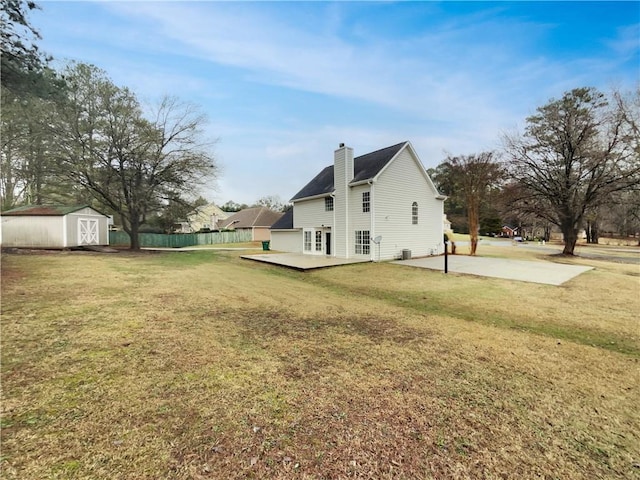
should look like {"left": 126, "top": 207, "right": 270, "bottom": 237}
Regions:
{"left": 0, "top": 205, "right": 110, "bottom": 248}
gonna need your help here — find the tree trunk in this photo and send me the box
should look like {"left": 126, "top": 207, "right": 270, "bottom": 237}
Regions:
{"left": 562, "top": 226, "right": 578, "bottom": 255}
{"left": 470, "top": 234, "right": 478, "bottom": 255}
{"left": 468, "top": 199, "right": 479, "bottom": 255}
{"left": 130, "top": 225, "right": 141, "bottom": 250}
{"left": 125, "top": 219, "right": 142, "bottom": 250}
{"left": 585, "top": 220, "right": 600, "bottom": 244}
{"left": 590, "top": 222, "right": 599, "bottom": 244}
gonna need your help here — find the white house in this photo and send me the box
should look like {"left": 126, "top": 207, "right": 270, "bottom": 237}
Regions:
{"left": 270, "top": 141, "right": 446, "bottom": 261}
{"left": 0, "top": 205, "right": 110, "bottom": 248}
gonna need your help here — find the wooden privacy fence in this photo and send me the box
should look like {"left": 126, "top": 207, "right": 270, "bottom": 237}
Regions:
{"left": 109, "top": 230, "right": 253, "bottom": 248}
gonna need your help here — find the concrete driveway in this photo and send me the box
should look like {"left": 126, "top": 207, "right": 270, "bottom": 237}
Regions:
{"left": 393, "top": 255, "right": 594, "bottom": 286}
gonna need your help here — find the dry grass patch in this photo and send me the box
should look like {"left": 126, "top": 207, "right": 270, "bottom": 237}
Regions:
{"left": 1, "top": 249, "right": 639, "bottom": 479}
{"left": 308, "top": 245, "right": 639, "bottom": 355}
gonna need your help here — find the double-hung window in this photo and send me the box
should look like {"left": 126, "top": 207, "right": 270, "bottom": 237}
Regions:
{"left": 325, "top": 197, "right": 334, "bottom": 211}
{"left": 362, "top": 192, "right": 370, "bottom": 213}
{"left": 355, "top": 230, "right": 370, "bottom": 255}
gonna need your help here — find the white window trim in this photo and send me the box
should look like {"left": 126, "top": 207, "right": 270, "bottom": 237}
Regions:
{"left": 325, "top": 196, "right": 334, "bottom": 212}
{"left": 355, "top": 230, "right": 370, "bottom": 255}
{"left": 303, "top": 229, "right": 313, "bottom": 252}
{"left": 303, "top": 228, "right": 325, "bottom": 255}
{"left": 362, "top": 191, "right": 370, "bottom": 213}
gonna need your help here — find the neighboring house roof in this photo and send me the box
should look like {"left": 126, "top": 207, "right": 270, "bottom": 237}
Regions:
{"left": 221, "top": 207, "right": 284, "bottom": 229}
{"left": 271, "top": 209, "right": 293, "bottom": 230}
{"left": 290, "top": 141, "right": 408, "bottom": 201}
{"left": 1, "top": 204, "right": 107, "bottom": 216}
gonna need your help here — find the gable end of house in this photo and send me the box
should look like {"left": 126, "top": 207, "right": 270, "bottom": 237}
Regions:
{"left": 290, "top": 141, "right": 410, "bottom": 203}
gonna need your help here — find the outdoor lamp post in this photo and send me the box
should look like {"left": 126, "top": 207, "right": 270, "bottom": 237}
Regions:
{"left": 443, "top": 233, "right": 449, "bottom": 274}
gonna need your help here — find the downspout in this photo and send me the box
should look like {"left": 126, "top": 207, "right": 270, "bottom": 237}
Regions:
{"left": 331, "top": 192, "right": 336, "bottom": 257}
{"left": 369, "top": 180, "right": 374, "bottom": 261}
{"left": 63, "top": 214, "right": 68, "bottom": 248}
{"left": 345, "top": 183, "right": 349, "bottom": 259}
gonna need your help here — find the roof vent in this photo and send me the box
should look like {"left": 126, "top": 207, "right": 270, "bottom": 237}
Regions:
{"left": 339, "top": 143, "right": 345, "bottom": 148}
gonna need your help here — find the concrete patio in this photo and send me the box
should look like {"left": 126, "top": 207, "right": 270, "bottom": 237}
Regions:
{"left": 241, "top": 251, "right": 595, "bottom": 285}
{"left": 241, "top": 253, "right": 370, "bottom": 271}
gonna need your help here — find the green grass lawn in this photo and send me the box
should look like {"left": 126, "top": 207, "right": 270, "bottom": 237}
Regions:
{"left": 1, "top": 247, "right": 639, "bottom": 479}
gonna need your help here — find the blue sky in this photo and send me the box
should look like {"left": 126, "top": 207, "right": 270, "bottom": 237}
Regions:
{"left": 34, "top": 1, "right": 639, "bottom": 205}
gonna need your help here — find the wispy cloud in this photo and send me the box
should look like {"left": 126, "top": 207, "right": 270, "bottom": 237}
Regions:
{"left": 606, "top": 23, "right": 640, "bottom": 59}
{"left": 34, "top": 1, "right": 639, "bottom": 203}
{"left": 105, "top": 2, "right": 635, "bottom": 122}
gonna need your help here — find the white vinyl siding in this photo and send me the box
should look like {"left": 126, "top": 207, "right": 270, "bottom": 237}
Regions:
{"left": 294, "top": 197, "right": 334, "bottom": 256}
{"left": 348, "top": 184, "right": 372, "bottom": 258}
{"left": 293, "top": 198, "right": 333, "bottom": 229}
{"left": 270, "top": 230, "right": 302, "bottom": 253}
{"left": 373, "top": 148, "right": 444, "bottom": 259}
{"left": 333, "top": 146, "right": 353, "bottom": 258}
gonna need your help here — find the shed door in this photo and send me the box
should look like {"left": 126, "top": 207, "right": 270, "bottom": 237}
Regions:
{"left": 79, "top": 219, "right": 99, "bottom": 245}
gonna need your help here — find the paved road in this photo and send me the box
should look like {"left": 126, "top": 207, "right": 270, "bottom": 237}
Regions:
{"left": 454, "top": 240, "right": 640, "bottom": 265}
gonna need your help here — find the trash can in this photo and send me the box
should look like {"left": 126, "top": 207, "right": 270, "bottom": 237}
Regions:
{"left": 262, "top": 241, "right": 270, "bottom": 251}
{"left": 402, "top": 249, "right": 411, "bottom": 260}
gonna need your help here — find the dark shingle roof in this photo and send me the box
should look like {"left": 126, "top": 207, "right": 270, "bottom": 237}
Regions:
{"left": 290, "top": 166, "right": 335, "bottom": 201}
{"left": 1, "top": 204, "right": 97, "bottom": 216}
{"left": 352, "top": 142, "right": 407, "bottom": 183}
{"left": 291, "top": 142, "right": 407, "bottom": 201}
{"left": 271, "top": 208, "right": 293, "bottom": 229}
{"left": 220, "top": 207, "right": 284, "bottom": 229}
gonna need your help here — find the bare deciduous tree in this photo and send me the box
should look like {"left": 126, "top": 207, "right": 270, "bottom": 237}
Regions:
{"left": 54, "top": 63, "right": 218, "bottom": 249}
{"left": 438, "top": 152, "right": 504, "bottom": 255}
{"left": 504, "top": 87, "right": 640, "bottom": 255}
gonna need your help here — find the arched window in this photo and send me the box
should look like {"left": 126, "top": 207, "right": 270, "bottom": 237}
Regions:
{"left": 412, "top": 202, "right": 418, "bottom": 224}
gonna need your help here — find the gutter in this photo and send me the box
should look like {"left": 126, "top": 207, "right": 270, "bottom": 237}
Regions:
{"left": 291, "top": 192, "right": 334, "bottom": 203}
{"left": 349, "top": 178, "right": 373, "bottom": 187}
